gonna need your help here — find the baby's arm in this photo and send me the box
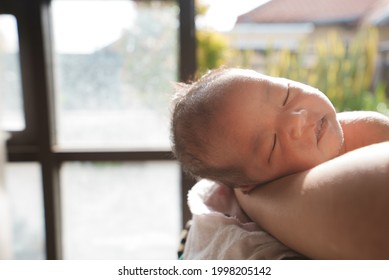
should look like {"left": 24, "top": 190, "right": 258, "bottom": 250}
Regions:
{"left": 338, "top": 111, "right": 389, "bottom": 151}
{"left": 235, "top": 142, "right": 389, "bottom": 259}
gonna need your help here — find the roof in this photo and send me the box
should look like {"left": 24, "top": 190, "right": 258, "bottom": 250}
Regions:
{"left": 236, "top": 0, "right": 382, "bottom": 25}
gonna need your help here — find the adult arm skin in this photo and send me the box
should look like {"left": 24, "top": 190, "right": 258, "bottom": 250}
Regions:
{"left": 235, "top": 142, "right": 389, "bottom": 259}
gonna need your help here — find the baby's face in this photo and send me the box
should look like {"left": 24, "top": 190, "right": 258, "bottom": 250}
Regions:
{"left": 206, "top": 69, "right": 344, "bottom": 187}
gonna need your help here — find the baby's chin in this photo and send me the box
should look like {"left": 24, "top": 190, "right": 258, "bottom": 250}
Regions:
{"left": 320, "top": 131, "right": 345, "bottom": 163}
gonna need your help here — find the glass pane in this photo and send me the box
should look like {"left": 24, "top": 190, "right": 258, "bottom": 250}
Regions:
{"left": 52, "top": 1, "right": 178, "bottom": 149}
{"left": 5, "top": 163, "right": 45, "bottom": 259}
{"left": 0, "top": 15, "right": 25, "bottom": 131}
{"left": 61, "top": 161, "right": 181, "bottom": 259}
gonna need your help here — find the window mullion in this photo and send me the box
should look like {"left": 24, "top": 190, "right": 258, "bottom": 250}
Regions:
{"left": 17, "top": 0, "right": 62, "bottom": 259}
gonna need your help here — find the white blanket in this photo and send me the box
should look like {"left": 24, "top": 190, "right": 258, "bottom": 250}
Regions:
{"left": 183, "top": 179, "right": 303, "bottom": 260}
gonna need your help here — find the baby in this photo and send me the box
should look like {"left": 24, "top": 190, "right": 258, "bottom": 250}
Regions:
{"left": 171, "top": 67, "right": 389, "bottom": 192}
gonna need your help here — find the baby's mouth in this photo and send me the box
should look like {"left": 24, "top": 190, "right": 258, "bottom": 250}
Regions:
{"left": 315, "top": 117, "right": 327, "bottom": 143}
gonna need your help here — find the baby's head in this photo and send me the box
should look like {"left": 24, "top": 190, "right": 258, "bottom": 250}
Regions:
{"left": 171, "top": 68, "right": 344, "bottom": 188}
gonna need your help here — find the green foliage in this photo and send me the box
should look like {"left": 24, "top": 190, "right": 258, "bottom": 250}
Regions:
{"left": 195, "top": 0, "right": 209, "bottom": 16}
{"left": 196, "top": 30, "right": 231, "bottom": 77}
{"left": 264, "top": 28, "right": 389, "bottom": 115}
{"left": 195, "top": 0, "right": 254, "bottom": 77}
{"left": 196, "top": 30, "right": 254, "bottom": 77}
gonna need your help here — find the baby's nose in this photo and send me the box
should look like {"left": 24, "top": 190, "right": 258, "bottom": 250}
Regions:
{"left": 287, "top": 109, "right": 308, "bottom": 139}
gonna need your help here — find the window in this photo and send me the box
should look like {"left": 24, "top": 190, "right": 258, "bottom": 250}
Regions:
{"left": 0, "top": 14, "right": 25, "bottom": 131}
{"left": 51, "top": 1, "right": 176, "bottom": 149}
{"left": 61, "top": 161, "right": 180, "bottom": 259}
{"left": 1, "top": 0, "right": 196, "bottom": 259}
{"left": 5, "top": 163, "right": 45, "bottom": 259}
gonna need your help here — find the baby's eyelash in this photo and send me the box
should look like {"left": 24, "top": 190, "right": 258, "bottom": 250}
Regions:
{"left": 282, "top": 84, "right": 290, "bottom": 106}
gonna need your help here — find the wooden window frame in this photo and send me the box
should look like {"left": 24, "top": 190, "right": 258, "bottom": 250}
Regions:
{"left": 1, "top": 0, "right": 196, "bottom": 259}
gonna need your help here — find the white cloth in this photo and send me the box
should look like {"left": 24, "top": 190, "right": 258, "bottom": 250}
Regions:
{"left": 183, "top": 179, "right": 303, "bottom": 260}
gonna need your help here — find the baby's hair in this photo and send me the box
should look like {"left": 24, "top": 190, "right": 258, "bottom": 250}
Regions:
{"left": 170, "top": 67, "right": 242, "bottom": 186}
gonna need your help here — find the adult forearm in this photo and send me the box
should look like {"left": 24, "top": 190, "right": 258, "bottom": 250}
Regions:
{"left": 235, "top": 142, "right": 389, "bottom": 259}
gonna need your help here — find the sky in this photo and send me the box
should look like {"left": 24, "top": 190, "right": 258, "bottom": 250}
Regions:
{"left": 201, "top": 0, "right": 270, "bottom": 31}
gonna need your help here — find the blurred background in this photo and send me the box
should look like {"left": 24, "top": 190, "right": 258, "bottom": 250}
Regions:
{"left": 0, "top": 0, "right": 388, "bottom": 259}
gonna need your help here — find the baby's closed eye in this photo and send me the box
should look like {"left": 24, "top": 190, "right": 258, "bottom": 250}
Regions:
{"left": 282, "top": 83, "right": 290, "bottom": 106}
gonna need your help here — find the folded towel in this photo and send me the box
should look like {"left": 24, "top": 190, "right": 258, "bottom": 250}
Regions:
{"left": 183, "top": 179, "right": 303, "bottom": 260}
